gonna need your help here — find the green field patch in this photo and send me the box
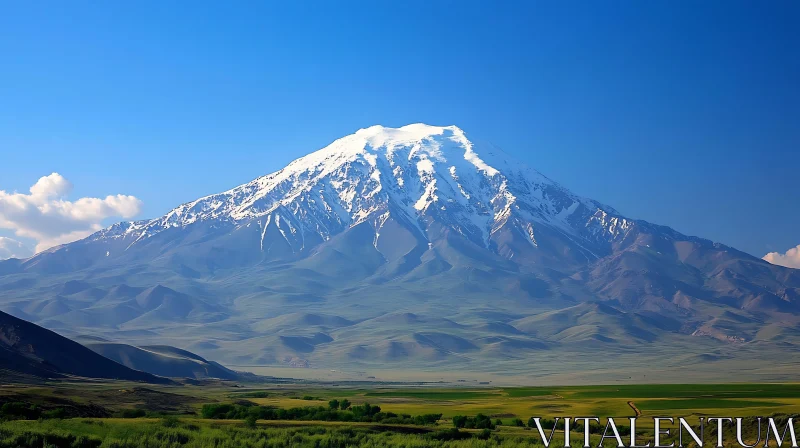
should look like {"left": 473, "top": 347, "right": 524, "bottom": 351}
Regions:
{"left": 229, "top": 390, "right": 270, "bottom": 399}
{"left": 364, "top": 390, "right": 493, "bottom": 400}
{"left": 570, "top": 384, "right": 800, "bottom": 399}
{"left": 503, "top": 388, "right": 560, "bottom": 398}
{"left": 636, "top": 399, "right": 785, "bottom": 411}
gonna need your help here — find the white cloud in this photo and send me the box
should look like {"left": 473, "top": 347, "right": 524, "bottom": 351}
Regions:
{"left": 0, "top": 173, "right": 142, "bottom": 253}
{"left": 0, "top": 237, "right": 34, "bottom": 260}
{"left": 763, "top": 244, "right": 800, "bottom": 269}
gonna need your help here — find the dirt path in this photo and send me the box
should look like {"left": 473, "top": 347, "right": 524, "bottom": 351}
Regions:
{"left": 627, "top": 401, "right": 642, "bottom": 417}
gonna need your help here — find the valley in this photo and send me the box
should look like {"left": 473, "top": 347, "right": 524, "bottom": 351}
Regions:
{"left": 2, "top": 1, "right": 795, "bottom": 446}
{"left": 0, "top": 379, "right": 797, "bottom": 447}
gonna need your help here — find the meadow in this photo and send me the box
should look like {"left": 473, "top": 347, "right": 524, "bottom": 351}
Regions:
{"left": 0, "top": 381, "right": 798, "bottom": 447}
{"left": 232, "top": 383, "right": 800, "bottom": 420}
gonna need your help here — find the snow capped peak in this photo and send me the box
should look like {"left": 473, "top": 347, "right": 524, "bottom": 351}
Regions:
{"left": 356, "top": 122, "right": 459, "bottom": 138}
{"left": 98, "top": 124, "right": 631, "bottom": 257}
{"left": 354, "top": 123, "right": 467, "bottom": 150}
{"left": 281, "top": 123, "right": 477, "bottom": 177}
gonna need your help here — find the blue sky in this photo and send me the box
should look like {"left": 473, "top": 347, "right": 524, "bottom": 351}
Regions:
{"left": 0, "top": 0, "right": 798, "bottom": 259}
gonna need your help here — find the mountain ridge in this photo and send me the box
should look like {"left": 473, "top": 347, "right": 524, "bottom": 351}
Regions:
{"left": 0, "top": 123, "right": 798, "bottom": 378}
{"left": 0, "top": 309, "right": 170, "bottom": 383}
{"left": 75, "top": 124, "right": 628, "bottom": 264}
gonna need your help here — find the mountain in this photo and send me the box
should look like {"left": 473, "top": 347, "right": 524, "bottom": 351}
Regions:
{"left": 1, "top": 124, "right": 798, "bottom": 380}
{"left": 78, "top": 339, "right": 240, "bottom": 380}
{"left": 0, "top": 309, "right": 169, "bottom": 383}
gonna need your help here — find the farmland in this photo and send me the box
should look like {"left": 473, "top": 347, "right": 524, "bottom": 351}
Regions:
{"left": 0, "top": 380, "right": 798, "bottom": 447}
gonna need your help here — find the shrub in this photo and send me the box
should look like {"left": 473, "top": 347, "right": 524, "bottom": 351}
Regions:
{"left": 414, "top": 413, "right": 443, "bottom": 425}
{"left": 476, "top": 428, "right": 493, "bottom": 440}
{"left": 199, "top": 401, "right": 443, "bottom": 428}
{"left": 467, "top": 414, "right": 495, "bottom": 429}
{"left": 452, "top": 413, "right": 494, "bottom": 429}
{"left": 200, "top": 404, "right": 238, "bottom": 419}
{"left": 0, "top": 402, "right": 40, "bottom": 420}
{"left": 120, "top": 409, "right": 146, "bottom": 419}
{"left": 42, "top": 408, "right": 67, "bottom": 419}
{"left": 529, "top": 417, "right": 557, "bottom": 429}
{"left": 429, "top": 428, "right": 472, "bottom": 441}
{"left": 161, "top": 416, "right": 180, "bottom": 428}
{"left": 0, "top": 429, "right": 102, "bottom": 448}
{"left": 231, "top": 391, "right": 269, "bottom": 399}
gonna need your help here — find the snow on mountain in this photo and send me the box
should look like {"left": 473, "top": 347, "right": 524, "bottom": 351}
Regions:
{"left": 97, "top": 124, "right": 632, "bottom": 260}
{"left": 4, "top": 124, "right": 800, "bottom": 376}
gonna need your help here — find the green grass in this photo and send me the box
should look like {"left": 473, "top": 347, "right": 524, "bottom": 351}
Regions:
{"left": 3, "top": 381, "right": 800, "bottom": 447}
{"left": 568, "top": 384, "right": 800, "bottom": 399}
{"left": 364, "top": 390, "right": 495, "bottom": 400}
{"left": 502, "top": 388, "right": 560, "bottom": 398}
{"left": 0, "top": 418, "right": 549, "bottom": 448}
{"left": 229, "top": 391, "right": 270, "bottom": 399}
{"left": 635, "top": 399, "right": 785, "bottom": 411}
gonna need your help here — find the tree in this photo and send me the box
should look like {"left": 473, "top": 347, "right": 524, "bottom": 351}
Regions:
{"left": 495, "top": 419, "right": 503, "bottom": 426}
{"left": 452, "top": 415, "right": 467, "bottom": 428}
{"left": 529, "top": 417, "right": 557, "bottom": 429}
{"left": 244, "top": 415, "right": 257, "bottom": 429}
{"left": 512, "top": 418, "right": 524, "bottom": 427}
{"left": 328, "top": 399, "right": 340, "bottom": 410}
{"left": 414, "top": 413, "right": 443, "bottom": 425}
{"left": 477, "top": 429, "right": 493, "bottom": 440}
{"left": 340, "top": 399, "right": 351, "bottom": 410}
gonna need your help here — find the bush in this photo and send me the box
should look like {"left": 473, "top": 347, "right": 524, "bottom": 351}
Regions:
{"left": 200, "top": 404, "right": 238, "bottom": 419}
{"left": 529, "top": 417, "right": 557, "bottom": 429}
{"left": 0, "top": 429, "right": 102, "bottom": 448}
{"left": 512, "top": 417, "right": 524, "bottom": 427}
{"left": 476, "top": 428, "right": 493, "bottom": 440}
{"left": 119, "top": 409, "right": 146, "bottom": 419}
{"left": 471, "top": 414, "right": 495, "bottom": 429}
{"left": 41, "top": 408, "right": 67, "bottom": 419}
{"left": 0, "top": 402, "right": 40, "bottom": 420}
{"left": 351, "top": 403, "right": 380, "bottom": 419}
{"left": 198, "top": 401, "right": 443, "bottom": 428}
{"left": 429, "top": 428, "right": 472, "bottom": 441}
{"left": 161, "top": 416, "right": 180, "bottom": 428}
{"left": 413, "top": 413, "right": 442, "bottom": 425}
{"left": 152, "top": 429, "right": 190, "bottom": 445}
{"left": 231, "top": 391, "right": 269, "bottom": 399}
{"left": 452, "top": 413, "right": 494, "bottom": 429}
{"left": 244, "top": 415, "right": 257, "bottom": 429}
{"left": 573, "top": 421, "right": 605, "bottom": 435}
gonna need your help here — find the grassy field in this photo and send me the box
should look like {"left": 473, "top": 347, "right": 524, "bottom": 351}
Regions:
{"left": 0, "top": 380, "right": 798, "bottom": 447}
{"left": 234, "top": 383, "right": 800, "bottom": 420}
{"left": 0, "top": 417, "right": 564, "bottom": 448}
